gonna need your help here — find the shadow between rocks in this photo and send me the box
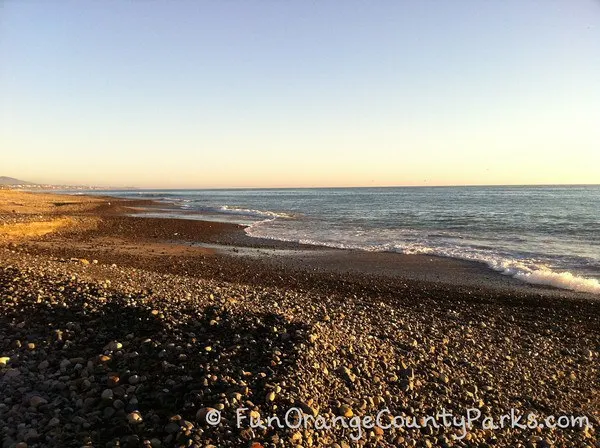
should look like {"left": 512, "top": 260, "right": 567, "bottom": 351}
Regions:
{"left": 0, "top": 266, "right": 309, "bottom": 447}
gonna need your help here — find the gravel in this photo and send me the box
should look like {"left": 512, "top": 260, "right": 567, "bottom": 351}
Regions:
{"left": 0, "top": 248, "right": 598, "bottom": 447}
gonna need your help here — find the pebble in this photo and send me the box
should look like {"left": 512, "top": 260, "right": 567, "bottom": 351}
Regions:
{"left": 101, "top": 389, "right": 114, "bottom": 400}
{"left": 38, "top": 360, "right": 49, "bottom": 370}
{"left": 47, "top": 417, "right": 60, "bottom": 427}
{"left": 29, "top": 396, "right": 48, "bottom": 408}
{"left": 339, "top": 404, "right": 353, "bottom": 418}
{"left": 127, "top": 411, "right": 143, "bottom": 424}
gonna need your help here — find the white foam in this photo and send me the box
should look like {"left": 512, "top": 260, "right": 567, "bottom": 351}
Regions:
{"left": 218, "top": 205, "right": 293, "bottom": 219}
{"left": 245, "top": 223, "right": 600, "bottom": 295}
{"left": 408, "top": 246, "right": 600, "bottom": 294}
{"left": 512, "top": 269, "right": 600, "bottom": 294}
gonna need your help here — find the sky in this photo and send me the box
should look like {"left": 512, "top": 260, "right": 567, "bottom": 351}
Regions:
{"left": 1, "top": 1, "right": 599, "bottom": 188}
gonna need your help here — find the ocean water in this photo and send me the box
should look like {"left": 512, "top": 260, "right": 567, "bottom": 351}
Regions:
{"left": 92, "top": 186, "right": 600, "bottom": 294}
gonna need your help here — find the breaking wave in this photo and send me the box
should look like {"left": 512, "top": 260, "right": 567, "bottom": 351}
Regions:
{"left": 245, "top": 223, "right": 600, "bottom": 295}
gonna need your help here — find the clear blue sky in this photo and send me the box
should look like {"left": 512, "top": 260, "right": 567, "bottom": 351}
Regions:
{"left": 1, "top": 0, "right": 599, "bottom": 187}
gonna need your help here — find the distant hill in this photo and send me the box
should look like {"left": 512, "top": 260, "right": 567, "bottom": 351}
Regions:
{"left": 0, "top": 176, "right": 34, "bottom": 185}
{"left": 0, "top": 176, "right": 115, "bottom": 191}
{"left": 0, "top": 176, "right": 131, "bottom": 190}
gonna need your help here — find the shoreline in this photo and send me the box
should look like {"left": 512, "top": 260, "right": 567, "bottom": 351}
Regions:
{"left": 87, "top": 189, "right": 600, "bottom": 298}
{"left": 4, "top": 189, "right": 599, "bottom": 301}
{"left": 132, "top": 194, "right": 600, "bottom": 300}
{"left": 1, "top": 190, "right": 598, "bottom": 447}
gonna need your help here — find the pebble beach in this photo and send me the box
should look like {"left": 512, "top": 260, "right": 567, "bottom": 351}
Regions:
{"left": 0, "top": 191, "right": 598, "bottom": 448}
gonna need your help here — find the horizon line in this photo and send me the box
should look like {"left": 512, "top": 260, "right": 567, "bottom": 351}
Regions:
{"left": 53, "top": 182, "right": 600, "bottom": 190}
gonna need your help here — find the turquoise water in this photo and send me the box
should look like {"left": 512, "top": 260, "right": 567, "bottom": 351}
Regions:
{"left": 90, "top": 186, "right": 600, "bottom": 294}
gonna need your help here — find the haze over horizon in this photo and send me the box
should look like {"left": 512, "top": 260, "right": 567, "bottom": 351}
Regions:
{"left": 2, "top": 175, "right": 600, "bottom": 190}
{"left": 2, "top": 1, "right": 599, "bottom": 188}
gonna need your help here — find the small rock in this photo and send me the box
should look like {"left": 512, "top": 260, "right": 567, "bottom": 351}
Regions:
{"left": 127, "top": 411, "right": 143, "bottom": 424}
{"left": 4, "top": 368, "right": 20, "bottom": 378}
{"left": 59, "top": 359, "right": 71, "bottom": 370}
{"left": 165, "top": 422, "right": 180, "bottom": 434}
{"left": 298, "top": 400, "right": 319, "bottom": 417}
{"left": 23, "top": 429, "right": 38, "bottom": 442}
{"left": 196, "top": 407, "right": 216, "bottom": 423}
{"left": 101, "top": 389, "right": 114, "bottom": 401}
{"left": 104, "top": 341, "right": 123, "bottom": 351}
{"left": 48, "top": 417, "right": 60, "bottom": 427}
{"left": 107, "top": 375, "right": 120, "bottom": 387}
{"left": 339, "top": 366, "right": 356, "bottom": 383}
{"left": 339, "top": 404, "right": 353, "bottom": 418}
{"left": 29, "top": 396, "right": 48, "bottom": 408}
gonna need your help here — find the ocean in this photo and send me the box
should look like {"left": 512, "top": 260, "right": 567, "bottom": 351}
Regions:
{"left": 89, "top": 186, "right": 600, "bottom": 294}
